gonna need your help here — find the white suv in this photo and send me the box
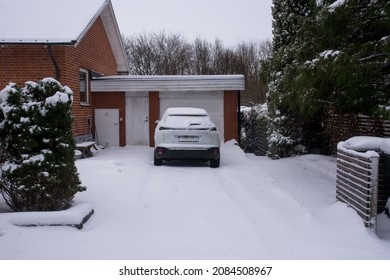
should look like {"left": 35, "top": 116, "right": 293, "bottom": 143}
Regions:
{"left": 154, "top": 107, "right": 221, "bottom": 167}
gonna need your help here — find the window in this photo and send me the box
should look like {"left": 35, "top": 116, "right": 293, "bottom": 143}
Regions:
{"left": 79, "top": 69, "right": 90, "bottom": 105}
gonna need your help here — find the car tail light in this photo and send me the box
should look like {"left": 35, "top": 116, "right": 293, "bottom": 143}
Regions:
{"left": 156, "top": 147, "right": 165, "bottom": 156}
{"left": 210, "top": 148, "right": 220, "bottom": 157}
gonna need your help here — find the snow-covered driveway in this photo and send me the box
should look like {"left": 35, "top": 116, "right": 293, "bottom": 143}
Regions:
{"left": 1, "top": 141, "right": 390, "bottom": 259}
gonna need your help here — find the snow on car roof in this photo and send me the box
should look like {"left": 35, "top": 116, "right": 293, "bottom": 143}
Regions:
{"left": 165, "top": 107, "right": 208, "bottom": 116}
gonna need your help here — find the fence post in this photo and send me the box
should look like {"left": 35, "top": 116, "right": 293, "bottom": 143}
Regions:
{"left": 370, "top": 155, "right": 379, "bottom": 233}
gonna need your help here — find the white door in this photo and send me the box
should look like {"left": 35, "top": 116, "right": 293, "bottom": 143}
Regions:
{"left": 94, "top": 109, "right": 120, "bottom": 148}
{"left": 126, "top": 95, "right": 149, "bottom": 146}
{"left": 159, "top": 91, "right": 224, "bottom": 142}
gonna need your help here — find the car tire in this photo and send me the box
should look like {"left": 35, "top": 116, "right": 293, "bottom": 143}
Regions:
{"left": 210, "top": 158, "right": 220, "bottom": 168}
{"left": 154, "top": 153, "right": 163, "bottom": 166}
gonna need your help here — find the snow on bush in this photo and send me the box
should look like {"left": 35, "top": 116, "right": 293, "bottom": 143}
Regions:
{"left": 327, "top": 0, "right": 346, "bottom": 12}
{"left": 0, "top": 78, "right": 85, "bottom": 212}
{"left": 240, "top": 104, "right": 268, "bottom": 155}
{"left": 240, "top": 104, "right": 304, "bottom": 159}
{"left": 267, "top": 110, "right": 296, "bottom": 159}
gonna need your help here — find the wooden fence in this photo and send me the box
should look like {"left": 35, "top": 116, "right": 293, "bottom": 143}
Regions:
{"left": 336, "top": 143, "right": 389, "bottom": 232}
{"left": 328, "top": 114, "right": 390, "bottom": 155}
{"left": 242, "top": 112, "right": 390, "bottom": 158}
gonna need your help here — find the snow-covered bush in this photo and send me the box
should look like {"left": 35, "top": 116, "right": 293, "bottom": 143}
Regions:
{"left": 0, "top": 78, "right": 85, "bottom": 212}
{"left": 240, "top": 104, "right": 268, "bottom": 155}
{"left": 266, "top": 110, "right": 296, "bottom": 159}
{"left": 240, "top": 104, "right": 306, "bottom": 159}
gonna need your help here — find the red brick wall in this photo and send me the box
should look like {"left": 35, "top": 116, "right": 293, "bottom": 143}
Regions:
{"left": 0, "top": 45, "right": 59, "bottom": 86}
{"left": 93, "top": 92, "right": 126, "bottom": 146}
{"left": 148, "top": 91, "right": 160, "bottom": 147}
{"left": 224, "top": 90, "right": 239, "bottom": 142}
{"left": 0, "top": 16, "right": 119, "bottom": 139}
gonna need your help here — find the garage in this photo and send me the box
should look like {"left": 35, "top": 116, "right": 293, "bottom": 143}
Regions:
{"left": 91, "top": 75, "right": 244, "bottom": 147}
{"left": 159, "top": 91, "right": 225, "bottom": 141}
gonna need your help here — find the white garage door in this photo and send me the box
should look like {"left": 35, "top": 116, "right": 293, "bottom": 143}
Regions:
{"left": 159, "top": 91, "right": 224, "bottom": 142}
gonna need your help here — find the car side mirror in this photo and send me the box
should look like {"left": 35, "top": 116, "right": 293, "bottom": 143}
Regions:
{"left": 155, "top": 120, "right": 159, "bottom": 125}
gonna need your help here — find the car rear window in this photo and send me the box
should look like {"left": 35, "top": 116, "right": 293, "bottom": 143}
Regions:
{"left": 164, "top": 115, "right": 212, "bottom": 128}
{"left": 168, "top": 114, "right": 208, "bottom": 117}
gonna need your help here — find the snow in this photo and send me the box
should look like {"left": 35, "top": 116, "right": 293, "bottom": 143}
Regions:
{"left": 0, "top": 203, "right": 93, "bottom": 229}
{"left": 342, "top": 136, "right": 384, "bottom": 152}
{"left": 328, "top": 0, "right": 346, "bottom": 12}
{"left": 241, "top": 103, "right": 268, "bottom": 117}
{"left": 160, "top": 107, "right": 214, "bottom": 129}
{"left": 0, "top": 83, "right": 16, "bottom": 102}
{"left": 0, "top": 141, "right": 389, "bottom": 259}
{"left": 339, "top": 136, "right": 390, "bottom": 156}
{"left": 304, "top": 50, "right": 341, "bottom": 68}
{"left": 0, "top": 0, "right": 107, "bottom": 43}
{"left": 382, "top": 141, "right": 390, "bottom": 155}
{"left": 165, "top": 107, "right": 208, "bottom": 116}
{"left": 320, "top": 50, "right": 341, "bottom": 59}
{"left": 21, "top": 154, "right": 45, "bottom": 165}
{"left": 45, "top": 91, "right": 71, "bottom": 106}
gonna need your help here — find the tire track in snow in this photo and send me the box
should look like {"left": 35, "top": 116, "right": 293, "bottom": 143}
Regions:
{"left": 210, "top": 145, "right": 314, "bottom": 258}
{"left": 133, "top": 160, "right": 268, "bottom": 259}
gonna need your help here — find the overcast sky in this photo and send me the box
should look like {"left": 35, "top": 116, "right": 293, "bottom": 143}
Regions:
{"left": 111, "top": 0, "right": 273, "bottom": 46}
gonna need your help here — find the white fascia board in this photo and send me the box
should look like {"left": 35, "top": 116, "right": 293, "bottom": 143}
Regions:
{"left": 100, "top": 1, "right": 130, "bottom": 74}
{"left": 91, "top": 75, "right": 245, "bottom": 92}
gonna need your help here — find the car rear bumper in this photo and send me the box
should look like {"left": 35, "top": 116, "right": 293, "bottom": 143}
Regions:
{"left": 155, "top": 145, "right": 220, "bottom": 160}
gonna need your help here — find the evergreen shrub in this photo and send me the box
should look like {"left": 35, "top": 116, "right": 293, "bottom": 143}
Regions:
{"left": 0, "top": 78, "right": 85, "bottom": 212}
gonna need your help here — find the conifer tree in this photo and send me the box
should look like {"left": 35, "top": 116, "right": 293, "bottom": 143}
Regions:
{"left": 266, "top": 0, "right": 316, "bottom": 157}
{"left": 266, "top": 0, "right": 390, "bottom": 156}
{"left": 0, "top": 78, "right": 85, "bottom": 212}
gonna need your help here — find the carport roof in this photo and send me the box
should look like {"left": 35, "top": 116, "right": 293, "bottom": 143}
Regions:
{"left": 91, "top": 75, "right": 245, "bottom": 92}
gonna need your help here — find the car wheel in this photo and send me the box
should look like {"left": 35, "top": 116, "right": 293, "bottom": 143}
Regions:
{"left": 154, "top": 153, "right": 163, "bottom": 166}
{"left": 210, "top": 158, "right": 220, "bottom": 168}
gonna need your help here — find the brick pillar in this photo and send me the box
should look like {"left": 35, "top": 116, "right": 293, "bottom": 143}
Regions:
{"left": 149, "top": 91, "right": 160, "bottom": 147}
{"left": 224, "top": 90, "right": 239, "bottom": 142}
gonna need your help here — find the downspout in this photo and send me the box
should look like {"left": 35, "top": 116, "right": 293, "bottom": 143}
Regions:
{"left": 47, "top": 44, "right": 60, "bottom": 81}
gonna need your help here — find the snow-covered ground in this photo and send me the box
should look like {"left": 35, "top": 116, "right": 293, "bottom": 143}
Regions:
{"left": 0, "top": 141, "right": 390, "bottom": 260}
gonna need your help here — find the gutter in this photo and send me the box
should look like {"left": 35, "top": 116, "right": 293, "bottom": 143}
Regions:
{"left": 0, "top": 41, "right": 76, "bottom": 46}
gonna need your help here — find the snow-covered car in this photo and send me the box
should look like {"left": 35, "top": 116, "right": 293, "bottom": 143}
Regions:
{"left": 154, "top": 107, "right": 221, "bottom": 167}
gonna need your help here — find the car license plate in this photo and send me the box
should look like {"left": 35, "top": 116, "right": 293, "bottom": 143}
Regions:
{"left": 178, "top": 136, "right": 199, "bottom": 142}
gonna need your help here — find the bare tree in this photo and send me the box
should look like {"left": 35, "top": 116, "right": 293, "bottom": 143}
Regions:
{"left": 124, "top": 31, "right": 192, "bottom": 75}
{"left": 124, "top": 32, "right": 157, "bottom": 75}
{"left": 153, "top": 32, "right": 193, "bottom": 75}
{"left": 123, "top": 32, "right": 272, "bottom": 104}
{"left": 236, "top": 40, "right": 272, "bottom": 104}
{"left": 212, "top": 39, "right": 238, "bottom": 74}
{"left": 193, "top": 37, "right": 214, "bottom": 75}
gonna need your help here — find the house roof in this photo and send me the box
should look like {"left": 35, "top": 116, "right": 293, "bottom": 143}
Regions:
{"left": 91, "top": 75, "right": 245, "bottom": 92}
{"left": 0, "top": 0, "right": 129, "bottom": 73}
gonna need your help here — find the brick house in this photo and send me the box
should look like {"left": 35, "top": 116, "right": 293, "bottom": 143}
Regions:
{"left": 1, "top": 0, "right": 243, "bottom": 147}
{"left": 0, "top": 0, "right": 129, "bottom": 142}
